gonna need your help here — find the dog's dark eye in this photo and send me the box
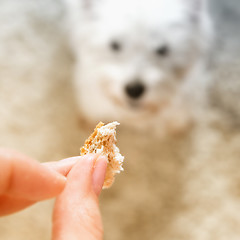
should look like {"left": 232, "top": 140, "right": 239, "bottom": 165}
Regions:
{"left": 155, "top": 45, "right": 169, "bottom": 57}
{"left": 110, "top": 41, "right": 122, "bottom": 52}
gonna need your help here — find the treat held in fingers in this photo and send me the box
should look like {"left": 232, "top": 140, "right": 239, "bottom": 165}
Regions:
{"left": 81, "top": 121, "right": 124, "bottom": 188}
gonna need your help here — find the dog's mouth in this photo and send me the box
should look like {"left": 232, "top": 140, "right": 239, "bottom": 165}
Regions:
{"left": 128, "top": 100, "right": 141, "bottom": 109}
{"left": 127, "top": 98, "right": 169, "bottom": 114}
{"left": 100, "top": 80, "right": 169, "bottom": 115}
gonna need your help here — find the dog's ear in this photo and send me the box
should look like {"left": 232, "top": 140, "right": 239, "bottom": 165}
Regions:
{"left": 185, "top": 0, "right": 208, "bottom": 22}
{"left": 190, "top": 0, "right": 206, "bottom": 9}
{"left": 81, "top": 0, "right": 103, "bottom": 11}
{"left": 81, "top": 0, "right": 96, "bottom": 10}
{"left": 79, "top": 0, "right": 104, "bottom": 20}
{"left": 64, "top": 0, "right": 100, "bottom": 15}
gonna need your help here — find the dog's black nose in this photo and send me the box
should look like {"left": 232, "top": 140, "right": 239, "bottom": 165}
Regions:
{"left": 125, "top": 82, "right": 145, "bottom": 99}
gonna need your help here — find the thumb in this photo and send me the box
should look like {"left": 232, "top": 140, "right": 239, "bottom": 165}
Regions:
{"left": 52, "top": 154, "right": 107, "bottom": 240}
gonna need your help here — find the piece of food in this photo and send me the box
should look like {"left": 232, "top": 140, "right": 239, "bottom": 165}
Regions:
{"left": 80, "top": 121, "right": 124, "bottom": 188}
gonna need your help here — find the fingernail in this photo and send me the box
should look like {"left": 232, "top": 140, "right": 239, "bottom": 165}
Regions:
{"left": 59, "top": 156, "right": 81, "bottom": 164}
{"left": 92, "top": 155, "right": 108, "bottom": 196}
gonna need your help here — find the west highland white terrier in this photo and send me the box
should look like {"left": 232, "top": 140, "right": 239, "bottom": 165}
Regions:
{"left": 64, "top": 0, "right": 212, "bottom": 137}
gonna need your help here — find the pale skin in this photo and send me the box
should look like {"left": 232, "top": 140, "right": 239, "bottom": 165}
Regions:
{"left": 0, "top": 148, "right": 107, "bottom": 240}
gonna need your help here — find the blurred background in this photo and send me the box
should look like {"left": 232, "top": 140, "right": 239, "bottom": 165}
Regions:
{"left": 1, "top": 0, "right": 240, "bottom": 239}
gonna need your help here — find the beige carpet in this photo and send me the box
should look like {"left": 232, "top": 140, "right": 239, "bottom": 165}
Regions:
{"left": 1, "top": 1, "right": 240, "bottom": 239}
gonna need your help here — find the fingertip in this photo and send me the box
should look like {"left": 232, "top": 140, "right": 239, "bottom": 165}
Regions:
{"left": 69, "top": 154, "right": 97, "bottom": 175}
{"left": 96, "top": 155, "right": 108, "bottom": 164}
{"left": 62, "top": 154, "right": 99, "bottom": 195}
{"left": 43, "top": 156, "right": 81, "bottom": 177}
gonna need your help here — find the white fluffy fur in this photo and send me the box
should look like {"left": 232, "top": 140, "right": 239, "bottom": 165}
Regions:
{"left": 65, "top": 0, "right": 212, "bottom": 136}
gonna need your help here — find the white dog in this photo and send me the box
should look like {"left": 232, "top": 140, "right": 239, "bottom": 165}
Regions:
{"left": 65, "top": 0, "right": 212, "bottom": 136}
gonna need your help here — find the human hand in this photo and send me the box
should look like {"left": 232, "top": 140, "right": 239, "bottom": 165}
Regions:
{"left": 0, "top": 148, "right": 69, "bottom": 216}
{"left": 0, "top": 149, "right": 107, "bottom": 240}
